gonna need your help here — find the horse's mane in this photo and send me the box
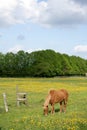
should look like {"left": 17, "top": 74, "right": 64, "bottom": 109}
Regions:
{"left": 44, "top": 89, "right": 55, "bottom": 107}
{"left": 44, "top": 94, "right": 51, "bottom": 107}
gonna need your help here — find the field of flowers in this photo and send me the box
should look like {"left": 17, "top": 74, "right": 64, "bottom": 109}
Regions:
{"left": 0, "top": 77, "right": 87, "bottom": 130}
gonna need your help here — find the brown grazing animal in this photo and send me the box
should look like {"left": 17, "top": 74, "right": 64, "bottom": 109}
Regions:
{"left": 43, "top": 89, "right": 69, "bottom": 116}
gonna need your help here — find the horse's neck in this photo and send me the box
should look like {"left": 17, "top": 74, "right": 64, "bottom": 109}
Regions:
{"left": 44, "top": 94, "right": 51, "bottom": 106}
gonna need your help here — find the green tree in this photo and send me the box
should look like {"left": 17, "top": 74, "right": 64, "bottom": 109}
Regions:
{"left": 3, "top": 52, "right": 15, "bottom": 76}
{"left": 14, "top": 51, "right": 29, "bottom": 76}
{"left": 0, "top": 53, "right": 5, "bottom": 76}
{"left": 0, "top": 49, "right": 87, "bottom": 77}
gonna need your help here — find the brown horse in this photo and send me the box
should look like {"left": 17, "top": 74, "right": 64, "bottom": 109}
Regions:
{"left": 43, "top": 89, "right": 69, "bottom": 116}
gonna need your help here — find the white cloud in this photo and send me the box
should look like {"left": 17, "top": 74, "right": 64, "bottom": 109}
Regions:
{"left": 73, "top": 0, "right": 87, "bottom": 5}
{"left": 40, "top": 0, "right": 87, "bottom": 27}
{"left": 0, "top": 0, "right": 47, "bottom": 27}
{"left": 0, "top": 0, "right": 87, "bottom": 27}
{"left": 8, "top": 44, "right": 23, "bottom": 53}
{"left": 74, "top": 45, "right": 87, "bottom": 52}
{"left": 0, "top": 0, "right": 18, "bottom": 27}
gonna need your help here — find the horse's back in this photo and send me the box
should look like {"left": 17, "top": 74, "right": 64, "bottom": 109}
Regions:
{"left": 49, "top": 89, "right": 68, "bottom": 96}
{"left": 60, "top": 89, "right": 69, "bottom": 98}
{"left": 49, "top": 89, "right": 69, "bottom": 103}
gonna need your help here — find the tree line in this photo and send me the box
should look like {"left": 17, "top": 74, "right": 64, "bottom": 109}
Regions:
{"left": 0, "top": 49, "right": 87, "bottom": 77}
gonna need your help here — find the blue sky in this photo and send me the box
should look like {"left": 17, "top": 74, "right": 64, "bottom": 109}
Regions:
{"left": 0, "top": 0, "right": 87, "bottom": 59}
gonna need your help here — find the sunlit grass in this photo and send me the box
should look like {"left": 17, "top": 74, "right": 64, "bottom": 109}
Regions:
{"left": 0, "top": 77, "right": 87, "bottom": 130}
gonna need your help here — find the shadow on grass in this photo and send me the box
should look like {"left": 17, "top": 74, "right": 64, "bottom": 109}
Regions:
{"left": 49, "top": 108, "right": 60, "bottom": 113}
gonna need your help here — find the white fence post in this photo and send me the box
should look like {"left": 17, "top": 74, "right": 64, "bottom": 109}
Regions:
{"left": 85, "top": 73, "right": 87, "bottom": 77}
{"left": 3, "top": 93, "right": 8, "bottom": 112}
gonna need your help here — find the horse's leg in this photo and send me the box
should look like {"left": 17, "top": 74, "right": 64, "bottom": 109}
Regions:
{"left": 51, "top": 104, "right": 55, "bottom": 114}
{"left": 63, "top": 100, "right": 67, "bottom": 112}
{"left": 59, "top": 101, "right": 63, "bottom": 113}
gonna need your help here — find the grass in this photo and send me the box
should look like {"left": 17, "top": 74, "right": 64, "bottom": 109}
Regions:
{"left": 0, "top": 77, "right": 87, "bottom": 130}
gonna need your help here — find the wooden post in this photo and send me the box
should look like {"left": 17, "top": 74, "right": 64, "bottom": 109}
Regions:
{"left": 17, "top": 93, "right": 27, "bottom": 106}
{"left": 3, "top": 93, "right": 8, "bottom": 112}
{"left": 16, "top": 86, "right": 28, "bottom": 106}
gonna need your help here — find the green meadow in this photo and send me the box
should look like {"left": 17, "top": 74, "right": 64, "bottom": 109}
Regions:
{"left": 0, "top": 77, "right": 87, "bottom": 130}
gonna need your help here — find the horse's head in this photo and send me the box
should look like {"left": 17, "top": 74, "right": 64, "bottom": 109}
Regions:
{"left": 43, "top": 93, "right": 51, "bottom": 116}
{"left": 43, "top": 105, "right": 49, "bottom": 116}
